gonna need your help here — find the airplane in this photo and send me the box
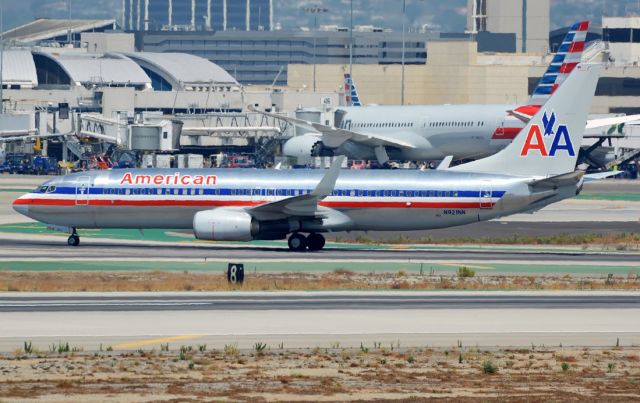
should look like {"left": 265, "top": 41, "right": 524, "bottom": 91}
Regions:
{"left": 272, "top": 21, "right": 640, "bottom": 165}
{"left": 344, "top": 73, "right": 362, "bottom": 107}
{"left": 14, "top": 63, "right": 611, "bottom": 252}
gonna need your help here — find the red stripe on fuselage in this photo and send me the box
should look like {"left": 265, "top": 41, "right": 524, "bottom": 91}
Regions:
{"left": 14, "top": 198, "right": 494, "bottom": 209}
{"left": 491, "top": 127, "right": 521, "bottom": 140}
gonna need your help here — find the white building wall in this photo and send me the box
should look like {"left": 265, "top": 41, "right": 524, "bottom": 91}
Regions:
{"left": 603, "top": 17, "right": 640, "bottom": 66}
{"left": 476, "top": 0, "right": 549, "bottom": 54}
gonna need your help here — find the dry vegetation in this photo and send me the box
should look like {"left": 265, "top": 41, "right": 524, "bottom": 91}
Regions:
{"left": 1, "top": 270, "right": 640, "bottom": 292}
{"left": 1, "top": 345, "right": 639, "bottom": 401}
{"left": 329, "top": 232, "right": 640, "bottom": 249}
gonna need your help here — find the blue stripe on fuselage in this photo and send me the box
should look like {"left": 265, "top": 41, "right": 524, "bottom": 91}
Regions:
{"left": 35, "top": 186, "right": 507, "bottom": 199}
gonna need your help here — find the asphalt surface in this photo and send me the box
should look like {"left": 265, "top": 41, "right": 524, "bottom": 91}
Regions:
{"left": 1, "top": 293, "right": 639, "bottom": 312}
{"left": 1, "top": 235, "right": 639, "bottom": 262}
{"left": 1, "top": 292, "right": 639, "bottom": 350}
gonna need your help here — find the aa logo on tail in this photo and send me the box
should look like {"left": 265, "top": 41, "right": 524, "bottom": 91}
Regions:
{"left": 520, "top": 111, "right": 575, "bottom": 157}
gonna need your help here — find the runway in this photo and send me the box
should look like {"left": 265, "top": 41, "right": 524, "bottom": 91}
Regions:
{"left": 1, "top": 292, "right": 639, "bottom": 312}
{"left": 1, "top": 292, "right": 638, "bottom": 351}
{"left": 1, "top": 234, "right": 639, "bottom": 264}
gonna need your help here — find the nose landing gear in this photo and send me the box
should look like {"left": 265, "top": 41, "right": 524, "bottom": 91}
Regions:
{"left": 67, "top": 229, "right": 80, "bottom": 247}
{"left": 287, "top": 233, "right": 325, "bottom": 252}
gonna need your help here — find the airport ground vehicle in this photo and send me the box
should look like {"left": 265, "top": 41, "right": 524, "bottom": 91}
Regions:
{"left": 13, "top": 64, "right": 612, "bottom": 250}
{"left": 220, "top": 154, "right": 255, "bottom": 168}
{"left": 28, "top": 156, "right": 59, "bottom": 175}
{"left": 0, "top": 153, "right": 31, "bottom": 174}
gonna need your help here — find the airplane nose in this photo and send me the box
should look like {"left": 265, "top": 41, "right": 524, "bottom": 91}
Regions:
{"left": 12, "top": 198, "right": 30, "bottom": 217}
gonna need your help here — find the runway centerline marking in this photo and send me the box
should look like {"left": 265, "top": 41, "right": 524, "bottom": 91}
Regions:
{"left": 112, "top": 334, "right": 206, "bottom": 349}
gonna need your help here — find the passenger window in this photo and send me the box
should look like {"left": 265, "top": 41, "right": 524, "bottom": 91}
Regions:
{"left": 350, "top": 190, "right": 355, "bottom": 197}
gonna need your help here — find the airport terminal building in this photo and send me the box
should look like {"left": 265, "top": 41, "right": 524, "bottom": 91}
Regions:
{"left": 122, "top": 0, "right": 274, "bottom": 31}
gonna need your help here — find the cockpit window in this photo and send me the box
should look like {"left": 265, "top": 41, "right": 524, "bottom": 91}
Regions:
{"left": 46, "top": 186, "right": 56, "bottom": 193}
{"left": 37, "top": 186, "right": 48, "bottom": 193}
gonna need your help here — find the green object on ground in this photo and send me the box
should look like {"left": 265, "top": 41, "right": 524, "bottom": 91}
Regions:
{"left": 576, "top": 193, "right": 640, "bottom": 202}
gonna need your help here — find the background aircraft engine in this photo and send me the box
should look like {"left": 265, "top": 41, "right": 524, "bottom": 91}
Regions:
{"left": 282, "top": 133, "right": 325, "bottom": 158}
{"left": 193, "top": 208, "right": 258, "bottom": 241}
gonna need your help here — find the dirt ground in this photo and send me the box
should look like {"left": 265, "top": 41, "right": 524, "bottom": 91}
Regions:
{"left": 0, "top": 345, "right": 639, "bottom": 402}
{"left": 1, "top": 270, "right": 639, "bottom": 292}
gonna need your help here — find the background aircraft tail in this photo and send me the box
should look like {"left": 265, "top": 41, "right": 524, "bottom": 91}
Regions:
{"left": 528, "top": 21, "right": 589, "bottom": 106}
{"left": 344, "top": 73, "right": 362, "bottom": 106}
{"left": 451, "top": 63, "right": 601, "bottom": 177}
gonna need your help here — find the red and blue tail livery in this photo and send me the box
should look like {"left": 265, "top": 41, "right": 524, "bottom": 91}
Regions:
{"left": 344, "top": 73, "right": 362, "bottom": 106}
{"left": 520, "top": 111, "right": 575, "bottom": 157}
{"left": 529, "top": 21, "right": 589, "bottom": 106}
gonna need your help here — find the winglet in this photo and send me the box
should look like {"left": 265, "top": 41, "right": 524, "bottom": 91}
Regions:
{"left": 312, "top": 156, "right": 345, "bottom": 198}
{"left": 437, "top": 156, "right": 454, "bottom": 170}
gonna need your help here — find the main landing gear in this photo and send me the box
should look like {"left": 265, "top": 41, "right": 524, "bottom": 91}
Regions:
{"left": 287, "top": 233, "right": 325, "bottom": 252}
{"left": 67, "top": 229, "right": 80, "bottom": 247}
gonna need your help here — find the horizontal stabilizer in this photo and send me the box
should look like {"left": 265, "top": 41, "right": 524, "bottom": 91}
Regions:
{"left": 583, "top": 171, "right": 621, "bottom": 182}
{"left": 528, "top": 171, "right": 584, "bottom": 189}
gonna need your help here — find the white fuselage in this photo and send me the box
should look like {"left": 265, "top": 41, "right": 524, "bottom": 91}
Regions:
{"left": 14, "top": 168, "right": 575, "bottom": 237}
{"left": 286, "top": 104, "right": 526, "bottom": 161}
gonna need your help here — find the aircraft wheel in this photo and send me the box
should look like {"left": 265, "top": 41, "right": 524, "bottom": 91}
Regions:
{"left": 67, "top": 234, "right": 80, "bottom": 247}
{"left": 307, "top": 233, "right": 326, "bottom": 251}
{"left": 287, "top": 233, "right": 307, "bottom": 252}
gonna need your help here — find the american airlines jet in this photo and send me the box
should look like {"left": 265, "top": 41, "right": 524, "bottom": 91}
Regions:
{"left": 274, "top": 22, "right": 639, "bottom": 164}
{"left": 14, "top": 63, "right": 611, "bottom": 251}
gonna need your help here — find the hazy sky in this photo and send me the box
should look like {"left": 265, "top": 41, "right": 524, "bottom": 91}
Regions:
{"left": 2, "top": 0, "right": 639, "bottom": 32}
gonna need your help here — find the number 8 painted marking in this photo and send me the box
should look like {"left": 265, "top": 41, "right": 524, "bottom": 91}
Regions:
{"left": 229, "top": 265, "right": 237, "bottom": 283}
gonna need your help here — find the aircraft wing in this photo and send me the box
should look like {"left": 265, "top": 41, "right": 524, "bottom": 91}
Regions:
{"left": 585, "top": 114, "right": 640, "bottom": 129}
{"left": 248, "top": 105, "right": 417, "bottom": 149}
{"left": 510, "top": 108, "right": 640, "bottom": 130}
{"left": 248, "top": 156, "right": 345, "bottom": 219}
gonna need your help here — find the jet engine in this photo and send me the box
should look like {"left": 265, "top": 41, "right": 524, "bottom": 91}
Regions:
{"left": 193, "top": 207, "right": 258, "bottom": 241}
{"left": 283, "top": 133, "right": 329, "bottom": 158}
{"left": 193, "top": 208, "right": 301, "bottom": 241}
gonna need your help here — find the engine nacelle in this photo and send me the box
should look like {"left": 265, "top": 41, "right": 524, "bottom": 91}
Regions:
{"left": 193, "top": 207, "right": 258, "bottom": 241}
{"left": 282, "top": 133, "right": 323, "bottom": 158}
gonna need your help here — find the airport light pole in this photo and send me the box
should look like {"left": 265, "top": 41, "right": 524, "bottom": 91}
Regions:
{"left": 401, "top": 0, "right": 406, "bottom": 105}
{"left": 67, "top": 0, "right": 72, "bottom": 45}
{"left": 0, "top": 4, "right": 4, "bottom": 114}
{"left": 304, "top": 6, "right": 328, "bottom": 92}
{"left": 349, "top": 0, "right": 353, "bottom": 79}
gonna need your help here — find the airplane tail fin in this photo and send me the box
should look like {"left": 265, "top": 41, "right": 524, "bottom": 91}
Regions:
{"left": 451, "top": 63, "right": 601, "bottom": 177}
{"left": 528, "top": 21, "right": 589, "bottom": 107}
{"left": 344, "top": 73, "right": 362, "bottom": 106}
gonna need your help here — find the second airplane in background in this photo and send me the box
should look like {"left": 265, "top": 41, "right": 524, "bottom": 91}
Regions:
{"left": 266, "top": 21, "right": 639, "bottom": 165}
